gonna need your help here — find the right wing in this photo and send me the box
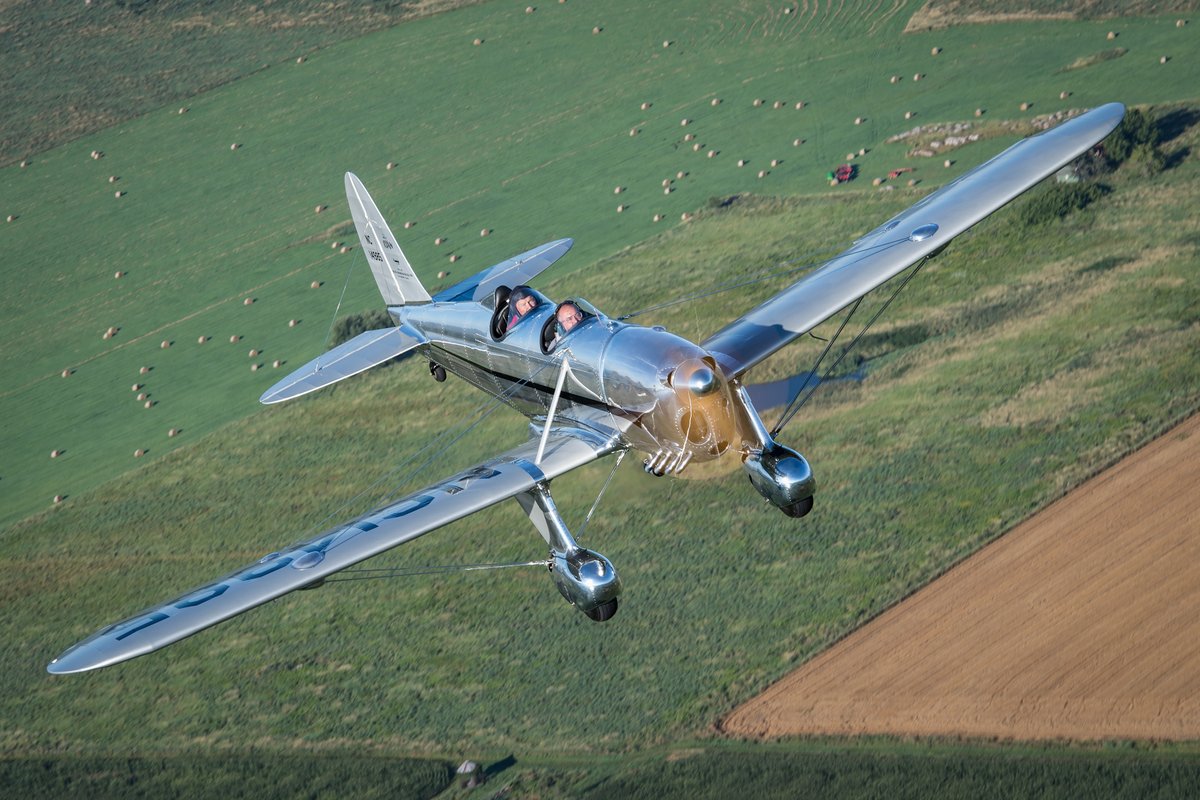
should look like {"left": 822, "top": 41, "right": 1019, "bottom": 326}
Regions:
{"left": 434, "top": 238, "right": 574, "bottom": 303}
{"left": 701, "top": 103, "right": 1125, "bottom": 379}
{"left": 48, "top": 426, "right": 619, "bottom": 674}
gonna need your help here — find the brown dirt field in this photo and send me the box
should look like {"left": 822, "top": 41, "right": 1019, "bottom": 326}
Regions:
{"left": 723, "top": 414, "right": 1200, "bottom": 741}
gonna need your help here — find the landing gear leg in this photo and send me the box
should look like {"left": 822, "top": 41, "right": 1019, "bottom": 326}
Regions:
{"left": 429, "top": 361, "right": 446, "bottom": 382}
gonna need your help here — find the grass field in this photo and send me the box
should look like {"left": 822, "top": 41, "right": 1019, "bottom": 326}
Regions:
{"left": 3, "top": 0, "right": 1200, "bottom": 796}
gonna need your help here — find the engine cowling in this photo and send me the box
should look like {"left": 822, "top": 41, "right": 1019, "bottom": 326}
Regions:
{"left": 550, "top": 548, "right": 622, "bottom": 621}
{"left": 743, "top": 443, "right": 815, "bottom": 517}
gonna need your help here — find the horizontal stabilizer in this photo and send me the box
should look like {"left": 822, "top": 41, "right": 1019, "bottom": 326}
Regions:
{"left": 259, "top": 324, "right": 426, "bottom": 404}
{"left": 435, "top": 238, "right": 573, "bottom": 303}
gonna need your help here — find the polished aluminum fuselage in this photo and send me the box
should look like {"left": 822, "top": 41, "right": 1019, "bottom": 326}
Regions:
{"left": 396, "top": 298, "right": 756, "bottom": 472}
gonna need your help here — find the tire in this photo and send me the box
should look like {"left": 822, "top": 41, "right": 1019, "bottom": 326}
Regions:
{"left": 583, "top": 598, "right": 619, "bottom": 622}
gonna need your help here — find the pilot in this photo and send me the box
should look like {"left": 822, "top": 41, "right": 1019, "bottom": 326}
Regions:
{"left": 556, "top": 301, "right": 584, "bottom": 334}
{"left": 508, "top": 287, "right": 539, "bottom": 328}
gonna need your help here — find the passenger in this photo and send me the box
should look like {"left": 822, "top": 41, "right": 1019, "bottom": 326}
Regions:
{"left": 556, "top": 301, "right": 584, "bottom": 334}
{"left": 508, "top": 287, "right": 539, "bottom": 328}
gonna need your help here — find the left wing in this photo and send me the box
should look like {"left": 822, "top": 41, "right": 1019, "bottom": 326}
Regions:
{"left": 48, "top": 426, "right": 619, "bottom": 674}
{"left": 701, "top": 103, "right": 1125, "bottom": 379}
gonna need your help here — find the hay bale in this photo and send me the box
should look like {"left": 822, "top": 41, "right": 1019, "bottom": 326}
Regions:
{"left": 614, "top": 186, "right": 624, "bottom": 194}
{"left": 230, "top": 334, "right": 240, "bottom": 343}
{"left": 847, "top": 153, "right": 856, "bottom": 160}
{"left": 248, "top": 348, "right": 258, "bottom": 358}
{"left": 144, "top": 400, "right": 153, "bottom": 408}
{"left": 680, "top": 118, "right": 690, "bottom": 126}
{"left": 683, "top": 132, "right": 695, "bottom": 142}
{"left": 473, "top": 37, "right": 483, "bottom": 45}
{"left": 160, "top": 340, "right": 170, "bottom": 349}
{"left": 890, "top": 75, "right": 900, "bottom": 84}
{"left": 169, "top": 428, "right": 179, "bottom": 437}
{"left": 904, "top": 110, "right": 913, "bottom": 120}
{"left": 944, "top": 159, "right": 953, "bottom": 168}
{"left": 449, "top": 254, "right": 459, "bottom": 262}
{"left": 758, "top": 170, "right": 767, "bottom": 178}
{"left": 288, "top": 320, "right": 297, "bottom": 328}
{"left": 753, "top": 98, "right": 764, "bottom": 107}
{"left": 663, "top": 40, "right": 670, "bottom": 48}
{"left": 437, "top": 271, "right": 447, "bottom": 279}
{"left": 132, "top": 383, "right": 141, "bottom": 392}
{"left": 5, "top": 215, "right": 14, "bottom": 223}
{"left": 681, "top": 212, "right": 692, "bottom": 221}
{"left": 830, "top": 179, "right": 839, "bottom": 187}
{"left": 737, "top": 159, "right": 746, "bottom": 167}
{"left": 314, "top": 204, "right": 326, "bottom": 214}
{"left": 386, "top": 162, "right": 396, "bottom": 170}
{"left": 403, "top": 221, "right": 414, "bottom": 229}
{"left": 616, "top": 204, "right": 625, "bottom": 213}
{"left": 243, "top": 297, "right": 254, "bottom": 306}
{"left": 296, "top": 56, "right": 305, "bottom": 64}
{"left": 773, "top": 100, "right": 784, "bottom": 109}
{"left": 1107, "top": 30, "right": 1116, "bottom": 40}
{"left": 793, "top": 138, "right": 804, "bottom": 146}
{"left": 662, "top": 178, "right": 671, "bottom": 187}
{"left": 137, "top": 392, "right": 147, "bottom": 401}
{"left": 20, "top": 160, "right": 28, "bottom": 167}
{"left": 1059, "top": 91, "right": 1070, "bottom": 100}
{"left": 794, "top": 101, "right": 805, "bottom": 109}
{"left": 480, "top": 228, "right": 490, "bottom": 237}
{"left": 54, "top": 495, "right": 64, "bottom": 504}
{"left": 707, "top": 149, "right": 716, "bottom": 158}
{"left": 114, "top": 271, "right": 123, "bottom": 278}
{"left": 676, "top": 170, "right": 686, "bottom": 179}
{"left": 526, "top": 6, "right": 535, "bottom": 13}
{"left": 770, "top": 158, "right": 780, "bottom": 167}
{"left": 109, "top": 175, "right": 118, "bottom": 183}
{"left": 139, "top": 366, "right": 149, "bottom": 375}
{"left": 51, "top": 449, "right": 61, "bottom": 458}
{"left": 1160, "top": 55, "right": 1169, "bottom": 64}
{"left": 114, "top": 191, "right": 124, "bottom": 198}
{"left": 250, "top": 363, "right": 259, "bottom": 372}
{"left": 641, "top": 102, "right": 651, "bottom": 110}
{"left": 1178, "top": 19, "right": 1187, "bottom": 27}
{"left": 711, "top": 98, "right": 721, "bottom": 106}
{"left": 1020, "top": 101, "right": 1030, "bottom": 111}
{"left": 913, "top": 73, "right": 923, "bottom": 81}
{"left": 331, "top": 241, "right": 342, "bottom": 249}
{"left": 592, "top": 26, "right": 601, "bottom": 34}
{"left": 434, "top": 236, "right": 444, "bottom": 245}
{"left": 198, "top": 335, "right": 208, "bottom": 343}
{"left": 62, "top": 369, "right": 71, "bottom": 378}
{"left": 872, "top": 177, "right": 883, "bottom": 186}
{"left": 340, "top": 245, "right": 350, "bottom": 254}
{"left": 630, "top": 127, "right": 639, "bottom": 136}
{"left": 908, "top": 178, "right": 917, "bottom": 187}
{"left": 311, "top": 281, "right": 320, "bottom": 289}
{"left": 975, "top": 108, "right": 984, "bottom": 117}
{"left": 692, "top": 142, "right": 702, "bottom": 151}
{"left": 858, "top": 148, "right": 866, "bottom": 156}
{"left": 931, "top": 46, "right": 942, "bottom": 55}
{"left": 653, "top": 214, "right": 663, "bottom": 222}
{"left": 230, "top": 143, "right": 240, "bottom": 150}
{"left": 664, "top": 186, "right": 672, "bottom": 195}
{"left": 272, "top": 360, "right": 281, "bottom": 368}
{"left": 854, "top": 116, "right": 863, "bottom": 125}
{"left": 179, "top": 107, "right": 188, "bottom": 115}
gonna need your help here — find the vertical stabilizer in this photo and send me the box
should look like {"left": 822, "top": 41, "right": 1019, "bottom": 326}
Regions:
{"left": 345, "top": 172, "right": 431, "bottom": 306}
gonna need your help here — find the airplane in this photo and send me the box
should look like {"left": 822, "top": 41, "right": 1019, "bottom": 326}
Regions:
{"left": 48, "top": 102, "right": 1125, "bottom": 674}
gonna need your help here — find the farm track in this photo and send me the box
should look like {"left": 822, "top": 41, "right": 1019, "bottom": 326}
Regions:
{"left": 722, "top": 413, "right": 1200, "bottom": 741}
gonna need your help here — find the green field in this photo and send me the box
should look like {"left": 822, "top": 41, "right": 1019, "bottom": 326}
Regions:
{"left": 3, "top": 0, "right": 1200, "bottom": 796}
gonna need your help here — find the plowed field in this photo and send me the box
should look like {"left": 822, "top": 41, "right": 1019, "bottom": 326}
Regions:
{"left": 723, "top": 415, "right": 1200, "bottom": 741}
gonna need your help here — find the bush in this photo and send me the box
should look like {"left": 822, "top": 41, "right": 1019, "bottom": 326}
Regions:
{"left": 1104, "top": 108, "right": 1163, "bottom": 171}
{"left": 330, "top": 309, "right": 394, "bottom": 348}
{"left": 1015, "top": 182, "right": 1110, "bottom": 227}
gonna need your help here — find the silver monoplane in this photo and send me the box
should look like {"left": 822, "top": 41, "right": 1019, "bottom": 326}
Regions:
{"left": 48, "top": 103, "right": 1125, "bottom": 674}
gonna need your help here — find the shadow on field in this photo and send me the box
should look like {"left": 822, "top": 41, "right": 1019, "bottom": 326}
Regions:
{"left": 485, "top": 754, "right": 517, "bottom": 779}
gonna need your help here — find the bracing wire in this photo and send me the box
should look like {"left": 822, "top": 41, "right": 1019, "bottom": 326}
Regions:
{"left": 771, "top": 256, "right": 931, "bottom": 436}
{"left": 327, "top": 559, "right": 549, "bottom": 583}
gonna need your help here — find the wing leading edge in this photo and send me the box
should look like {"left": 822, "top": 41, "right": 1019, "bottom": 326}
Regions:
{"left": 48, "top": 427, "right": 619, "bottom": 674}
{"left": 701, "top": 103, "right": 1125, "bottom": 379}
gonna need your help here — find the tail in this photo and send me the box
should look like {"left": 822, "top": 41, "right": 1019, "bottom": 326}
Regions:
{"left": 345, "top": 172, "right": 431, "bottom": 306}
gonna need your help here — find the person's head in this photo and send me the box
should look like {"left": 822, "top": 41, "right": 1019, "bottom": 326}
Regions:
{"left": 557, "top": 302, "right": 583, "bottom": 333}
{"left": 513, "top": 290, "right": 538, "bottom": 317}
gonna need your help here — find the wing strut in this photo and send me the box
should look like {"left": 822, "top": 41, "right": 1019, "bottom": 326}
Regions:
{"left": 771, "top": 256, "right": 931, "bottom": 435}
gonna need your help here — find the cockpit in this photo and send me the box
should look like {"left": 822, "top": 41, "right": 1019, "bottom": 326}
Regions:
{"left": 490, "top": 285, "right": 603, "bottom": 353}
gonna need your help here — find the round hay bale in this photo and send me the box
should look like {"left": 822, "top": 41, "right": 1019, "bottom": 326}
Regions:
{"left": 676, "top": 170, "right": 685, "bottom": 179}
{"left": 449, "top": 254, "right": 459, "bottom": 262}
{"left": 1020, "top": 101, "right": 1030, "bottom": 111}
{"left": 51, "top": 449, "right": 61, "bottom": 458}
{"left": 975, "top": 108, "right": 984, "bottom": 117}
{"left": 144, "top": 400, "right": 153, "bottom": 408}
{"left": 890, "top": 75, "right": 900, "bottom": 84}
{"left": 20, "top": 160, "right": 28, "bottom": 168}
{"left": 137, "top": 392, "right": 147, "bottom": 401}
{"left": 230, "top": 143, "right": 240, "bottom": 150}
{"left": 663, "top": 40, "right": 670, "bottom": 48}
{"left": 169, "top": 428, "right": 179, "bottom": 437}
{"left": 132, "top": 383, "right": 141, "bottom": 392}
{"left": 680, "top": 118, "right": 690, "bottom": 126}
{"left": 1160, "top": 55, "right": 1169, "bottom": 64}
{"left": 904, "top": 110, "right": 913, "bottom": 120}
{"left": 944, "top": 159, "right": 952, "bottom": 168}
{"left": 857, "top": 148, "right": 866, "bottom": 156}
{"left": 404, "top": 221, "right": 414, "bottom": 229}
{"left": 872, "top": 177, "right": 883, "bottom": 186}
{"left": 1177, "top": 19, "right": 1187, "bottom": 27}
{"left": 230, "top": 334, "right": 240, "bottom": 343}
{"left": 296, "top": 56, "right": 305, "bottom": 64}
{"left": 753, "top": 98, "right": 764, "bottom": 107}
{"left": 54, "top": 495, "right": 64, "bottom": 504}
{"left": 830, "top": 179, "right": 839, "bottom": 187}
{"left": 662, "top": 178, "right": 671, "bottom": 187}
{"left": 314, "top": 204, "right": 325, "bottom": 214}
{"left": 653, "top": 214, "right": 663, "bottom": 222}
{"left": 198, "top": 335, "right": 207, "bottom": 343}
{"left": 681, "top": 212, "right": 692, "bottom": 221}
{"left": 614, "top": 186, "right": 624, "bottom": 194}
{"left": 272, "top": 360, "right": 281, "bottom": 368}
{"left": 616, "top": 204, "right": 625, "bottom": 213}
{"left": 102, "top": 331, "right": 112, "bottom": 340}
{"left": 340, "top": 245, "right": 350, "bottom": 254}
{"left": 847, "top": 153, "right": 856, "bottom": 160}
{"left": 386, "top": 162, "right": 397, "bottom": 170}
{"left": 773, "top": 100, "right": 784, "bottom": 109}
{"left": 793, "top": 138, "right": 804, "bottom": 146}
{"left": 931, "top": 46, "right": 942, "bottom": 55}
{"left": 770, "top": 158, "right": 780, "bottom": 167}
{"left": 480, "top": 228, "right": 490, "bottom": 237}
{"left": 179, "top": 107, "right": 188, "bottom": 115}
{"left": 434, "top": 236, "right": 444, "bottom": 245}
{"left": 6, "top": 215, "right": 14, "bottom": 223}
{"left": 758, "top": 170, "right": 767, "bottom": 178}
{"left": 248, "top": 348, "right": 258, "bottom": 358}
{"left": 331, "top": 241, "right": 341, "bottom": 249}
{"left": 62, "top": 369, "right": 71, "bottom": 378}
{"left": 311, "top": 281, "right": 320, "bottom": 289}
{"left": 114, "top": 271, "right": 123, "bottom": 279}
{"left": 288, "top": 319, "right": 297, "bottom": 328}
{"left": 707, "top": 149, "right": 716, "bottom": 158}
{"left": 592, "top": 26, "right": 601, "bottom": 34}
{"left": 913, "top": 73, "right": 923, "bottom": 81}
{"left": 109, "top": 175, "right": 118, "bottom": 183}
{"left": 640, "top": 102, "right": 651, "bottom": 111}
{"left": 527, "top": 6, "right": 535, "bottom": 13}
{"left": 250, "top": 363, "right": 259, "bottom": 372}
{"left": 134, "top": 448, "right": 144, "bottom": 459}
{"left": 854, "top": 116, "right": 863, "bottom": 125}
{"left": 139, "top": 366, "right": 149, "bottom": 375}
{"left": 692, "top": 142, "right": 702, "bottom": 151}
{"left": 1107, "top": 30, "right": 1116, "bottom": 40}
{"left": 711, "top": 98, "right": 721, "bottom": 106}
{"left": 795, "top": 101, "right": 805, "bottom": 109}
{"left": 160, "top": 340, "right": 170, "bottom": 349}
{"left": 437, "top": 271, "right": 447, "bottom": 279}
{"left": 114, "top": 191, "right": 124, "bottom": 198}
{"left": 664, "top": 186, "right": 672, "bottom": 195}
{"left": 908, "top": 178, "right": 917, "bottom": 187}
{"left": 630, "top": 127, "right": 639, "bottom": 136}
{"left": 737, "top": 159, "right": 746, "bottom": 167}
{"left": 243, "top": 297, "right": 254, "bottom": 306}
{"left": 107, "top": 326, "right": 118, "bottom": 336}
{"left": 1059, "top": 91, "right": 1070, "bottom": 100}
{"left": 473, "top": 37, "right": 483, "bottom": 45}
{"left": 683, "top": 132, "right": 695, "bottom": 142}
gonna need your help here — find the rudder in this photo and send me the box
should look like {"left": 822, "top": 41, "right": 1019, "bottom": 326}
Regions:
{"left": 345, "top": 172, "right": 431, "bottom": 306}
